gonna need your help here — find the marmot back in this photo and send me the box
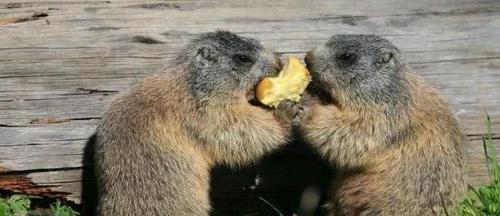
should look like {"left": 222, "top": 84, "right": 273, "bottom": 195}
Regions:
{"left": 94, "top": 31, "right": 296, "bottom": 216}
{"left": 302, "top": 34, "right": 466, "bottom": 216}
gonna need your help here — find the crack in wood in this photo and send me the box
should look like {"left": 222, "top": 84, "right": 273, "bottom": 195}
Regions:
{"left": 29, "top": 117, "right": 71, "bottom": 124}
{"left": 467, "top": 133, "right": 500, "bottom": 138}
{"left": 125, "top": 3, "right": 181, "bottom": 10}
{"left": 0, "top": 74, "right": 65, "bottom": 79}
{"left": 0, "top": 138, "right": 90, "bottom": 148}
{"left": 1, "top": 117, "right": 100, "bottom": 127}
{"left": 1, "top": 167, "right": 83, "bottom": 175}
{"left": 0, "top": 12, "right": 48, "bottom": 26}
{"left": 212, "top": 6, "right": 500, "bottom": 23}
{"left": 0, "top": 46, "right": 93, "bottom": 51}
{"left": 75, "top": 88, "right": 119, "bottom": 95}
{"left": 0, "top": 123, "right": 27, "bottom": 128}
{"left": 4, "top": 3, "right": 24, "bottom": 9}
{"left": 131, "top": 35, "right": 165, "bottom": 44}
{"left": 403, "top": 6, "right": 500, "bottom": 17}
{"left": 1, "top": 56, "right": 167, "bottom": 61}
{"left": 88, "top": 26, "right": 121, "bottom": 31}
{"left": 411, "top": 56, "right": 500, "bottom": 64}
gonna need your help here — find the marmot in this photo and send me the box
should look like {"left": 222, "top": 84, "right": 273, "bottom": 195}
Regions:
{"left": 301, "top": 35, "right": 466, "bottom": 215}
{"left": 94, "top": 31, "right": 298, "bottom": 216}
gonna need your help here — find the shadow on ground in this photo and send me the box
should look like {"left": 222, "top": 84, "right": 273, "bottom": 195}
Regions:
{"left": 82, "top": 134, "right": 333, "bottom": 216}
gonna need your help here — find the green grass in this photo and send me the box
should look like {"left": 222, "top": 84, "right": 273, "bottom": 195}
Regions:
{"left": 50, "top": 200, "right": 79, "bottom": 216}
{"left": 0, "top": 196, "right": 78, "bottom": 216}
{"left": 456, "top": 114, "right": 500, "bottom": 216}
{"left": 0, "top": 195, "right": 30, "bottom": 216}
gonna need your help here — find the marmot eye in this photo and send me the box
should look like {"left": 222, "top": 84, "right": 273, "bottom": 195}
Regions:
{"left": 336, "top": 53, "right": 357, "bottom": 63}
{"left": 233, "top": 54, "right": 252, "bottom": 64}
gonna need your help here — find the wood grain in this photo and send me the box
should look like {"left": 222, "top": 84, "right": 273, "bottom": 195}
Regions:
{"left": 0, "top": 0, "right": 499, "bottom": 214}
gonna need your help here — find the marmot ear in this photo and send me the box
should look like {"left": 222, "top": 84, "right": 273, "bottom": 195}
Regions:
{"left": 377, "top": 49, "right": 393, "bottom": 66}
{"left": 196, "top": 46, "right": 217, "bottom": 64}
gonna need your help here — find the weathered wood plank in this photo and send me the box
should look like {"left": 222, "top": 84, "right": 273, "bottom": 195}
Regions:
{"left": 0, "top": 0, "right": 499, "bottom": 214}
{"left": 28, "top": 170, "right": 82, "bottom": 202}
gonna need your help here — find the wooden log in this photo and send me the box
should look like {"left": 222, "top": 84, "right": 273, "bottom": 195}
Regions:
{"left": 0, "top": 0, "right": 499, "bottom": 214}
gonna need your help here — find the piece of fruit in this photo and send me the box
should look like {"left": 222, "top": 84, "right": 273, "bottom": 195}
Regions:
{"left": 256, "top": 56, "right": 311, "bottom": 108}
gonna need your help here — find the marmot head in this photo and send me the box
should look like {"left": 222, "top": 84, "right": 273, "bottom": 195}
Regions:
{"left": 177, "top": 30, "right": 281, "bottom": 104}
{"left": 305, "top": 34, "right": 410, "bottom": 108}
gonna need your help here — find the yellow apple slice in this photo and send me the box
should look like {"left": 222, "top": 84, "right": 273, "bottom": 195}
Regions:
{"left": 256, "top": 56, "right": 311, "bottom": 108}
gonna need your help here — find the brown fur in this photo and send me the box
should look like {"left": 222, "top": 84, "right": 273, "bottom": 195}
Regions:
{"left": 301, "top": 35, "right": 466, "bottom": 216}
{"left": 95, "top": 36, "right": 292, "bottom": 215}
{"left": 95, "top": 68, "right": 290, "bottom": 215}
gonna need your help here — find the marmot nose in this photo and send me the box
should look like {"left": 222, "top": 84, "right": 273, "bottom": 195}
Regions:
{"left": 268, "top": 54, "right": 282, "bottom": 76}
{"left": 273, "top": 54, "right": 283, "bottom": 71}
{"left": 304, "top": 51, "right": 314, "bottom": 69}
